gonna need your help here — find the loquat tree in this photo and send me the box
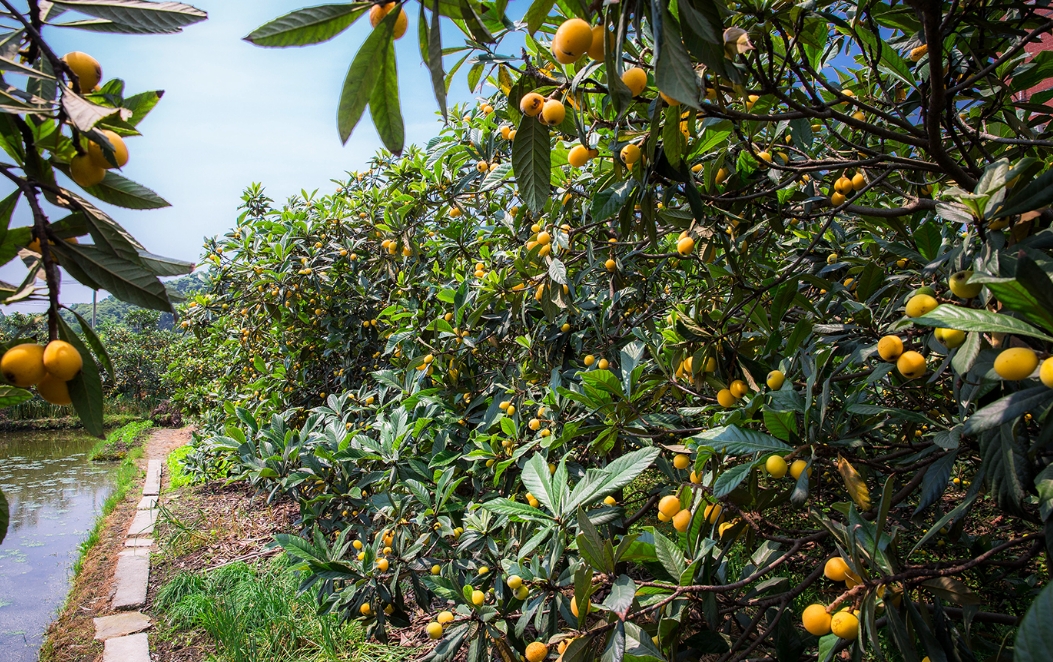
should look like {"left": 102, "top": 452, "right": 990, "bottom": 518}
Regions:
{"left": 169, "top": 0, "right": 1053, "bottom": 660}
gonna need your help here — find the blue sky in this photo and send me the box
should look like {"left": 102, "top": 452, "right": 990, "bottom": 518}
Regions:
{"left": 3, "top": 0, "right": 493, "bottom": 312}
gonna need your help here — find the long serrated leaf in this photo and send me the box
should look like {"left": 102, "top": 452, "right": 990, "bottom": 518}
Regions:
{"left": 712, "top": 462, "right": 752, "bottom": 498}
{"left": 991, "top": 167, "right": 1053, "bottom": 219}
{"left": 913, "top": 304, "right": 1053, "bottom": 342}
{"left": 511, "top": 115, "right": 550, "bottom": 213}
{"left": 49, "top": 241, "right": 172, "bottom": 312}
{"left": 368, "top": 39, "right": 404, "bottom": 155}
{"left": 82, "top": 170, "right": 170, "bottom": 209}
{"left": 964, "top": 386, "right": 1053, "bottom": 435}
{"left": 337, "top": 11, "right": 395, "bottom": 143}
{"left": 692, "top": 425, "right": 792, "bottom": 455}
{"left": 244, "top": 3, "right": 368, "bottom": 47}
{"left": 65, "top": 307, "right": 114, "bottom": 378}
{"left": 52, "top": 0, "right": 207, "bottom": 33}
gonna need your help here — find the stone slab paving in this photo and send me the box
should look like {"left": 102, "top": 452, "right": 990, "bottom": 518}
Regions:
{"left": 93, "top": 611, "right": 151, "bottom": 640}
{"left": 127, "top": 508, "right": 157, "bottom": 537}
{"left": 112, "top": 552, "right": 150, "bottom": 609}
{"left": 142, "top": 460, "right": 162, "bottom": 496}
{"left": 96, "top": 438, "right": 173, "bottom": 660}
{"left": 102, "top": 632, "right": 150, "bottom": 662}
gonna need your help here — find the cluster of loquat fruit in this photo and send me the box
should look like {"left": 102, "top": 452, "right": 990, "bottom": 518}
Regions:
{"left": 1, "top": 340, "right": 84, "bottom": 405}
{"left": 62, "top": 52, "right": 132, "bottom": 188}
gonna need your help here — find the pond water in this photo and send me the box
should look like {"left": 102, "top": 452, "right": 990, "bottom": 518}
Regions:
{"left": 0, "top": 429, "right": 117, "bottom": 661}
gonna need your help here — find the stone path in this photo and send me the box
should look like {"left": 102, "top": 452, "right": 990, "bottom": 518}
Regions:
{"left": 93, "top": 452, "right": 172, "bottom": 658}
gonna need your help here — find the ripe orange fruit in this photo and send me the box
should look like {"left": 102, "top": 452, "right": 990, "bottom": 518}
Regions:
{"left": 88, "top": 129, "right": 128, "bottom": 169}
{"left": 539, "top": 99, "right": 566, "bottom": 126}
{"left": 62, "top": 51, "right": 101, "bottom": 91}
{"left": 38, "top": 374, "right": 72, "bottom": 405}
{"left": 905, "top": 293, "right": 938, "bottom": 318}
{"left": 877, "top": 335, "right": 904, "bottom": 361}
{"left": 765, "top": 455, "right": 788, "bottom": 478}
{"left": 676, "top": 236, "right": 695, "bottom": 255}
{"left": 620, "top": 144, "right": 641, "bottom": 165}
{"left": 830, "top": 611, "right": 859, "bottom": 639}
{"left": 621, "top": 67, "right": 647, "bottom": 96}
{"left": 525, "top": 641, "right": 549, "bottom": 662}
{"left": 568, "top": 144, "right": 590, "bottom": 167}
{"left": 43, "top": 340, "right": 83, "bottom": 380}
{"left": 658, "top": 495, "right": 681, "bottom": 518}
{"left": 520, "top": 92, "right": 545, "bottom": 117}
{"left": 824, "top": 557, "right": 849, "bottom": 581}
{"left": 587, "top": 25, "right": 609, "bottom": 60}
{"left": 716, "top": 388, "right": 738, "bottom": 408}
{"left": 896, "top": 351, "right": 927, "bottom": 380}
{"left": 802, "top": 604, "right": 831, "bottom": 635}
{"left": 70, "top": 154, "right": 105, "bottom": 187}
{"left": 994, "top": 347, "right": 1038, "bottom": 381}
{"left": 369, "top": 2, "right": 408, "bottom": 39}
{"left": 2, "top": 343, "right": 46, "bottom": 387}
{"left": 672, "top": 509, "right": 691, "bottom": 532}
{"left": 551, "top": 18, "right": 593, "bottom": 63}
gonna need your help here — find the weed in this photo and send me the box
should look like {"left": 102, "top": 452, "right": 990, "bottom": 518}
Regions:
{"left": 88, "top": 420, "right": 153, "bottom": 461}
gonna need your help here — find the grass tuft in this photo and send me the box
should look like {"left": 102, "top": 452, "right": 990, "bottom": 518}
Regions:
{"left": 155, "top": 557, "right": 417, "bottom": 662}
{"left": 88, "top": 420, "right": 154, "bottom": 461}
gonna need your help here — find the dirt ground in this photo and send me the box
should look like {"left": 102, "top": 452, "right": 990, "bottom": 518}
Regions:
{"left": 39, "top": 426, "right": 193, "bottom": 662}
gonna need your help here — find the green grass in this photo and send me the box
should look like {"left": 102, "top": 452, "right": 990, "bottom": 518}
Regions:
{"left": 155, "top": 557, "right": 416, "bottom": 662}
{"left": 166, "top": 443, "right": 195, "bottom": 489}
{"left": 71, "top": 444, "right": 145, "bottom": 576}
{"left": 88, "top": 420, "right": 154, "bottom": 461}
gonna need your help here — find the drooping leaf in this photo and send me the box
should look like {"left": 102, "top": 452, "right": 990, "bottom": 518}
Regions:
{"left": 49, "top": 241, "right": 173, "bottom": 312}
{"left": 510, "top": 114, "right": 550, "bottom": 213}
{"left": 51, "top": 0, "right": 207, "bottom": 33}
{"left": 337, "top": 11, "right": 395, "bottom": 144}
{"left": 244, "top": 3, "right": 368, "bottom": 47}
{"left": 654, "top": 6, "right": 701, "bottom": 109}
{"left": 964, "top": 387, "right": 1053, "bottom": 435}
{"left": 65, "top": 307, "right": 114, "bottom": 379}
{"left": 368, "top": 40, "right": 404, "bottom": 155}
{"left": 991, "top": 167, "right": 1053, "bottom": 219}
{"left": 712, "top": 462, "right": 753, "bottom": 498}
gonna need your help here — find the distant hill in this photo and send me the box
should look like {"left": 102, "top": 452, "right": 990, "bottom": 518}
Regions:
{"left": 64, "top": 271, "right": 209, "bottom": 330}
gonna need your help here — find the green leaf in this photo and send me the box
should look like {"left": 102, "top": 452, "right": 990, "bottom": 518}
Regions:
{"left": 913, "top": 304, "right": 1053, "bottom": 342}
{"left": 914, "top": 222, "right": 941, "bottom": 261}
{"left": 58, "top": 316, "right": 105, "bottom": 437}
{"left": 421, "top": 1, "right": 446, "bottom": 121}
{"left": 510, "top": 114, "right": 550, "bottom": 213}
{"left": 122, "top": 90, "right": 162, "bottom": 127}
{"left": 61, "top": 90, "right": 120, "bottom": 132}
{"left": 655, "top": 6, "right": 701, "bottom": 109}
{"left": 661, "top": 105, "right": 684, "bottom": 168}
{"left": 457, "top": 0, "right": 494, "bottom": 44}
{"left": 81, "top": 170, "right": 170, "bottom": 209}
{"left": 0, "top": 227, "right": 33, "bottom": 267}
{"left": 337, "top": 11, "right": 395, "bottom": 144}
{"left": 712, "top": 462, "right": 753, "bottom": 498}
{"left": 244, "top": 3, "right": 368, "bottom": 47}
{"left": 974, "top": 275, "right": 1053, "bottom": 333}
{"left": 652, "top": 529, "right": 686, "bottom": 580}
{"left": 521, "top": 453, "right": 557, "bottom": 513}
{"left": 138, "top": 250, "right": 195, "bottom": 277}
{"left": 479, "top": 497, "right": 552, "bottom": 522}
{"left": 964, "top": 386, "right": 1053, "bottom": 435}
{"left": 0, "top": 190, "right": 20, "bottom": 247}
{"left": 368, "top": 40, "right": 404, "bottom": 155}
{"left": 913, "top": 451, "right": 956, "bottom": 515}
{"left": 51, "top": 0, "right": 208, "bottom": 33}
{"left": 53, "top": 17, "right": 185, "bottom": 33}
{"left": 523, "top": 0, "right": 554, "bottom": 34}
{"left": 763, "top": 409, "right": 796, "bottom": 441}
{"left": 590, "top": 181, "right": 634, "bottom": 221}
{"left": 1015, "top": 581, "right": 1053, "bottom": 662}
{"left": 65, "top": 307, "right": 115, "bottom": 379}
{"left": 991, "top": 167, "right": 1053, "bottom": 219}
{"left": 908, "top": 473, "right": 983, "bottom": 558}
{"left": 1037, "top": 465, "right": 1053, "bottom": 522}
{"left": 691, "top": 425, "right": 792, "bottom": 455}
{"left": 49, "top": 241, "right": 173, "bottom": 312}
{"left": 564, "top": 446, "right": 660, "bottom": 513}
{"left": 0, "top": 384, "right": 33, "bottom": 407}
